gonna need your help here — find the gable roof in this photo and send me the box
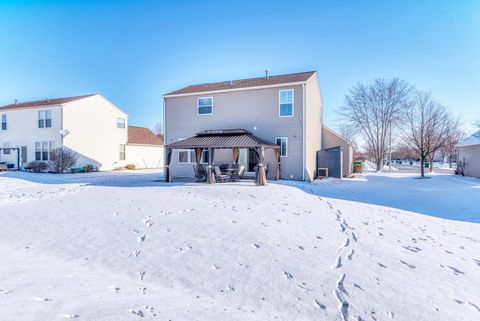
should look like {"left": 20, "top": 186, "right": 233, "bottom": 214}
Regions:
{"left": 165, "top": 71, "right": 316, "bottom": 96}
{"left": 0, "top": 94, "right": 96, "bottom": 111}
{"left": 128, "top": 126, "right": 164, "bottom": 146}
{"left": 456, "top": 130, "right": 480, "bottom": 147}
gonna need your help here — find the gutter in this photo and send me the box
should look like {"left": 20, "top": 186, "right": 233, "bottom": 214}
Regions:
{"left": 302, "top": 83, "right": 306, "bottom": 181}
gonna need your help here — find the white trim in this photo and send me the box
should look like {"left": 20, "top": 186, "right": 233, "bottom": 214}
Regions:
{"left": 197, "top": 96, "right": 213, "bottom": 116}
{"left": 275, "top": 137, "right": 288, "bottom": 157}
{"left": 164, "top": 81, "right": 308, "bottom": 98}
{"left": 302, "top": 83, "right": 306, "bottom": 181}
{"left": 278, "top": 89, "right": 294, "bottom": 117}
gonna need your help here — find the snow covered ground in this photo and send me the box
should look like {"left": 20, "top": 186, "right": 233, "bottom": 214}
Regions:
{"left": 0, "top": 171, "right": 479, "bottom": 320}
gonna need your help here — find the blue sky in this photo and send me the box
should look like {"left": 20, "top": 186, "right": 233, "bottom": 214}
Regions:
{"left": 0, "top": 0, "right": 479, "bottom": 134}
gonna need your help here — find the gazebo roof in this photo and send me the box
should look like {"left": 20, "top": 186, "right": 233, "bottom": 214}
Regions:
{"left": 165, "top": 129, "right": 280, "bottom": 149}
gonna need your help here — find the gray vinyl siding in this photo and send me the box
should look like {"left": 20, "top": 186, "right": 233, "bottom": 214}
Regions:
{"left": 165, "top": 85, "right": 305, "bottom": 180}
{"left": 458, "top": 145, "right": 480, "bottom": 178}
{"left": 321, "top": 126, "right": 353, "bottom": 178}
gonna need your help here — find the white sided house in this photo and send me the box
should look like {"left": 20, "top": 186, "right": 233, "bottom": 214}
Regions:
{"left": 456, "top": 130, "right": 480, "bottom": 178}
{"left": 0, "top": 94, "right": 163, "bottom": 171}
{"left": 164, "top": 71, "right": 352, "bottom": 181}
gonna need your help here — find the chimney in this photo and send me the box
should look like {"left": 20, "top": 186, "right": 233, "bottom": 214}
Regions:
{"left": 265, "top": 70, "right": 269, "bottom": 79}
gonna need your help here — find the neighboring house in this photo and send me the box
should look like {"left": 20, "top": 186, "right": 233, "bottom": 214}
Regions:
{"left": 456, "top": 130, "right": 480, "bottom": 178}
{"left": 163, "top": 71, "right": 352, "bottom": 181}
{"left": 0, "top": 94, "right": 163, "bottom": 171}
{"left": 126, "top": 125, "right": 164, "bottom": 169}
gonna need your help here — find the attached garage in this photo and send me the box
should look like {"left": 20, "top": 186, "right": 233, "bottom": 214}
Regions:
{"left": 456, "top": 130, "right": 480, "bottom": 178}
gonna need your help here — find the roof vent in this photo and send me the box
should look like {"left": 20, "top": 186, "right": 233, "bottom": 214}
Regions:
{"left": 14, "top": 99, "right": 18, "bottom": 105}
{"left": 265, "top": 70, "right": 269, "bottom": 79}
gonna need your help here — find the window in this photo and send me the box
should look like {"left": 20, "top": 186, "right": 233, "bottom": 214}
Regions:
{"left": 3, "top": 143, "right": 10, "bottom": 154}
{"left": 279, "top": 89, "right": 294, "bottom": 117}
{"left": 178, "top": 149, "right": 195, "bottom": 163}
{"left": 1, "top": 114, "right": 6, "bottom": 130}
{"left": 201, "top": 149, "right": 209, "bottom": 163}
{"left": 38, "top": 110, "right": 52, "bottom": 128}
{"left": 275, "top": 137, "right": 288, "bottom": 157}
{"left": 197, "top": 97, "right": 213, "bottom": 115}
{"left": 35, "top": 141, "right": 54, "bottom": 161}
{"left": 117, "top": 118, "right": 126, "bottom": 128}
{"left": 119, "top": 144, "right": 126, "bottom": 160}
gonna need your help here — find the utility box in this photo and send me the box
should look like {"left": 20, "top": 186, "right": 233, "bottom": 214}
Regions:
{"left": 317, "top": 146, "right": 343, "bottom": 178}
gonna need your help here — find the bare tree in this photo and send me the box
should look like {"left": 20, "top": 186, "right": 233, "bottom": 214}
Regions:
{"left": 440, "top": 118, "right": 463, "bottom": 168}
{"left": 49, "top": 147, "right": 78, "bottom": 173}
{"left": 152, "top": 122, "right": 164, "bottom": 141}
{"left": 337, "top": 123, "right": 358, "bottom": 149}
{"left": 338, "top": 78, "right": 412, "bottom": 171}
{"left": 473, "top": 117, "right": 480, "bottom": 129}
{"left": 399, "top": 91, "right": 451, "bottom": 177}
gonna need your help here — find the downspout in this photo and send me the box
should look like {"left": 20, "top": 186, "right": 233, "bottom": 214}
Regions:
{"left": 60, "top": 104, "right": 64, "bottom": 147}
{"left": 163, "top": 96, "right": 166, "bottom": 172}
{"left": 302, "top": 83, "right": 306, "bottom": 181}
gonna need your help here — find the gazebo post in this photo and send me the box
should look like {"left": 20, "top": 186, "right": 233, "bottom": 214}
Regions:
{"left": 165, "top": 148, "right": 173, "bottom": 182}
{"left": 256, "top": 146, "right": 267, "bottom": 186}
{"left": 274, "top": 148, "right": 281, "bottom": 180}
{"left": 207, "top": 147, "right": 216, "bottom": 184}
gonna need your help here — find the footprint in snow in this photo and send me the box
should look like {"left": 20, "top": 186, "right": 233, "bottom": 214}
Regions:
{"left": 128, "top": 309, "right": 144, "bottom": 317}
{"left": 314, "top": 299, "right": 327, "bottom": 310}
{"left": 252, "top": 243, "right": 260, "bottom": 248}
{"left": 109, "top": 286, "right": 120, "bottom": 293}
{"left": 400, "top": 260, "right": 416, "bottom": 269}
{"left": 284, "top": 271, "right": 294, "bottom": 280}
{"left": 62, "top": 314, "right": 79, "bottom": 319}
{"left": 333, "top": 256, "right": 342, "bottom": 269}
{"left": 377, "top": 263, "right": 387, "bottom": 268}
{"left": 34, "top": 297, "right": 52, "bottom": 302}
{"left": 136, "top": 234, "right": 145, "bottom": 244}
{"left": 448, "top": 266, "right": 465, "bottom": 275}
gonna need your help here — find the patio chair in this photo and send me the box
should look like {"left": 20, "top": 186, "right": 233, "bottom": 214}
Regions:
{"left": 214, "top": 166, "right": 230, "bottom": 182}
{"left": 193, "top": 164, "right": 207, "bottom": 182}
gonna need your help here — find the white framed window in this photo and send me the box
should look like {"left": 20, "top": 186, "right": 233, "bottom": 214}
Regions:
{"left": 38, "top": 110, "right": 52, "bottom": 128}
{"left": 35, "top": 141, "right": 54, "bottom": 161}
{"left": 119, "top": 144, "right": 126, "bottom": 160}
{"left": 1, "top": 114, "right": 6, "bottom": 130}
{"left": 275, "top": 137, "right": 288, "bottom": 157}
{"left": 279, "top": 89, "right": 294, "bottom": 117}
{"left": 178, "top": 149, "right": 195, "bottom": 163}
{"left": 117, "top": 118, "right": 126, "bottom": 128}
{"left": 201, "top": 149, "right": 209, "bottom": 164}
{"left": 3, "top": 143, "right": 10, "bottom": 154}
{"left": 197, "top": 97, "right": 213, "bottom": 115}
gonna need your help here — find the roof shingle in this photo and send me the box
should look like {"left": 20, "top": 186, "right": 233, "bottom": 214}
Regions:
{"left": 165, "top": 71, "right": 316, "bottom": 96}
{"left": 0, "top": 94, "right": 96, "bottom": 111}
{"left": 128, "top": 126, "right": 164, "bottom": 146}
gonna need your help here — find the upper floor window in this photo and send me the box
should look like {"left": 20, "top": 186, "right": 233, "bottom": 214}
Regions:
{"left": 197, "top": 97, "right": 213, "bottom": 115}
{"left": 38, "top": 110, "right": 52, "bottom": 128}
{"left": 275, "top": 137, "right": 288, "bottom": 157}
{"left": 279, "top": 89, "right": 294, "bottom": 117}
{"left": 117, "top": 118, "right": 126, "bottom": 128}
{"left": 1, "top": 114, "right": 6, "bottom": 130}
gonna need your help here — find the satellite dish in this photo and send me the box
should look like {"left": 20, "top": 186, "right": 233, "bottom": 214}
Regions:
{"left": 59, "top": 129, "right": 70, "bottom": 137}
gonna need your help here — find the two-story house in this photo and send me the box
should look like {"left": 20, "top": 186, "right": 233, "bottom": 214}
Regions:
{"left": 0, "top": 94, "right": 163, "bottom": 171}
{"left": 163, "top": 71, "right": 352, "bottom": 181}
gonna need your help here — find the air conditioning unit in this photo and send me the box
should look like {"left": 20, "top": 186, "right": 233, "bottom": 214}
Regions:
{"left": 317, "top": 168, "right": 328, "bottom": 179}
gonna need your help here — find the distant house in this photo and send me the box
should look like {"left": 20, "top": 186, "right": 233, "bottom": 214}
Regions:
{"left": 163, "top": 71, "right": 352, "bottom": 181}
{"left": 0, "top": 94, "right": 163, "bottom": 171}
{"left": 456, "top": 130, "right": 480, "bottom": 178}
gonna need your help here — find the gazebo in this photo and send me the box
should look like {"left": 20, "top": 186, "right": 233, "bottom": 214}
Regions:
{"left": 164, "top": 129, "right": 281, "bottom": 186}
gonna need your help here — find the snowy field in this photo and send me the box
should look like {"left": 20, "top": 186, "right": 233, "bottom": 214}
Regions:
{"left": 0, "top": 171, "right": 479, "bottom": 321}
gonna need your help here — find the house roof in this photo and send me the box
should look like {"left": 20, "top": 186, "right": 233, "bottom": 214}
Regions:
{"left": 165, "top": 128, "right": 280, "bottom": 149}
{"left": 128, "top": 126, "right": 164, "bottom": 146}
{"left": 456, "top": 130, "right": 480, "bottom": 147}
{"left": 0, "top": 94, "right": 96, "bottom": 111}
{"left": 165, "top": 71, "right": 316, "bottom": 96}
